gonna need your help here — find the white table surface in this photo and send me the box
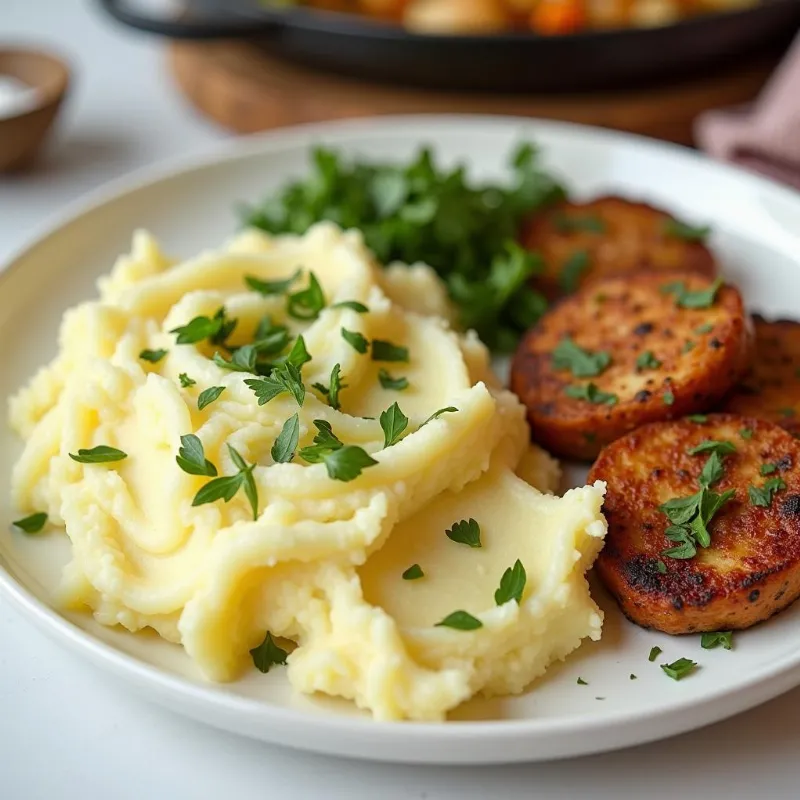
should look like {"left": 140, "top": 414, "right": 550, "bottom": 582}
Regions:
{"left": 2, "top": 2, "right": 800, "bottom": 798}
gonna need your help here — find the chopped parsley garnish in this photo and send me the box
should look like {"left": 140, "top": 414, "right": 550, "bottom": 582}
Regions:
{"left": 240, "top": 143, "right": 566, "bottom": 351}
{"left": 656, "top": 559, "right": 667, "bottom": 574}
{"left": 661, "top": 657, "right": 697, "bottom": 681}
{"left": 552, "top": 337, "right": 611, "bottom": 378}
{"left": 661, "top": 278, "right": 723, "bottom": 309}
{"left": 378, "top": 369, "right": 409, "bottom": 391}
{"left": 244, "top": 268, "right": 300, "bottom": 296}
{"left": 701, "top": 631, "right": 733, "bottom": 650}
{"left": 687, "top": 440, "right": 736, "bottom": 456}
{"left": 663, "top": 391, "right": 675, "bottom": 405}
{"left": 687, "top": 414, "right": 708, "bottom": 423}
{"left": 558, "top": 249, "right": 590, "bottom": 294}
{"left": 139, "top": 348, "right": 168, "bottom": 363}
{"left": 197, "top": 386, "right": 225, "bottom": 411}
{"left": 577, "top": 677, "right": 588, "bottom": 685}
{"left": 402, "top": 564, "right": 424, "bottom": 581}
{"left": 12, "top": 512, "right": 48, "bottom": 534}
{"left": 175, "top": 434, "right": 217, "bottom": 477}
{"left": 379, "top": 402, "right": 408, "bottom": 448}
{"left": 179, "top": 373, "right": 196, "bottom": 388}
{"left": 554, "top": 214, "right": 606, "bottom": 234}
{"left": 435, "top": 610, "right": 483, "bottom": 631}
{"left": 332, "top": 300, "right": 369, "bottom": 313}
{"left": 648, "top": 646, "right": 662, "bottom": 662}
{"left": 213, "top": 347, "right": 257, "bottom": 373}
{"left": 494, "top": 559, "right": 526, "bottom": 605}
{"left": 313, "top": 363, "right": 347, "bottom": 411}
{"left": 371, "top": 340, "right": 409, "bottom": 363}
{"left": 780, "top": 407, "right": 796, "bottom": 418}
{"left": 283, "top": 335, "right": 312, "bottom": 369}
{"left": 420, "top": 406, "right": 458, "bottom": 427}
{"left": 565, "top": 383, "right": 618, "bottom": 405}
{"left": 245, "top": 362, "right": 305, "bottom": 407}
{"left": 171, "top": 307, "right": 237, "bottom": 346}
{"left": 761, "top": 462, "right": 777, "bottom": 475}
{"left": 446, "top": 518, "right": 481, "bottom": 548}
{"left": 287, "top": 272, "right": 326, "bottom": 320}
{"left": 682, "top": 341, "right": 696, "bottom": 354}
{"left": 699, "top": 451, "right": 726, "bottom": 488}
{"left": 663, "top": 219, "right": 710, "bottom": 242}
{"left": 69, "top": 446, "right": 128, "bottom": 464}
{"left": 298, "top": 420, "right": 378, "bottom": 482}
{"left": 748, "top": 477, "right": 786, "bottom": 507}
{"left": 250, "top": 631, "right": 289, "bottom": 673}
{"left": 341, "top": 327, "right": 369, "bottom": 354}
{"left": 271, "top": 413, "right": 300, "bottom": 463}
{"left": 192, "top": 444, "right": 258, "bottom": 520}
{"left": 636, "top": 351, "right": 662, "bottom": 371}
{"left": 695, "top": 323, "right": 714, "bottom": 335}
{"left": 740, "top": 428, "right": 753, "bottom": 439}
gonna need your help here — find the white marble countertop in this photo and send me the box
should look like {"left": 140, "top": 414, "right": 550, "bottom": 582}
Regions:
{"left": 3, "top": 2, "right": 800, "bottom": 797}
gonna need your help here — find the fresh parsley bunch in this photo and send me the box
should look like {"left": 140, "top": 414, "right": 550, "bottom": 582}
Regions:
{"left": 240, "top": 144, "right": 566, "bottom": 351}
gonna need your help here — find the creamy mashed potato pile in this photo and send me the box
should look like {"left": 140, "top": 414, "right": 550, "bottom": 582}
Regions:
{"left": 9, "top": 222, "right": 606, "bottom": 721}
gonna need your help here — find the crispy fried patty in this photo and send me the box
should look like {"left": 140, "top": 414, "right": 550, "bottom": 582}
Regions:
{"left": 510, "top": 272, "right": 753, "bottom": 460}
{"left": 589, "top": 414, "right": 800, "bottom": 634}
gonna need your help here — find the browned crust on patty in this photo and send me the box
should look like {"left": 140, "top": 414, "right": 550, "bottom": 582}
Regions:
{"left": 722, "top": 316, "right": 800, "bottom": 436}
{"left": 589, "top": 414, "right": 800, "bottom": 634}
{"left": 521, "top": 196, "right": 717, "bottom": 299}
{"left": 510, "top": 272, "right": 754, "bottom": 460}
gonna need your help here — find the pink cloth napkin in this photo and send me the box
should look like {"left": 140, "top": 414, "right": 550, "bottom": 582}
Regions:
{"left": 695, "top": 34, "right": 800, "bottom": 189}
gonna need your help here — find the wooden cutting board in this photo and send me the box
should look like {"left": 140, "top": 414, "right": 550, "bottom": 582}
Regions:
{"left": 168, "top": 40, "right": 776, "bottom": 145}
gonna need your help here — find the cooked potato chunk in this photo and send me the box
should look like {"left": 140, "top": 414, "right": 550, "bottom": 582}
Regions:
{"left": 510, "top": 272, "right": 753, "bottom": 460}
{"left": 521, "top": 196, "right": 717, "bottom": 299}
{"left": 589, "top": 414, "right": 800, "bottom": 634}
{"left": 722, "top": 316, "right": 800, "bottom": 436}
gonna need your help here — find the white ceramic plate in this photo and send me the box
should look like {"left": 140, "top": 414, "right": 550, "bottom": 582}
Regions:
{"left": 3, "top": 116, "right": 800, "bottom": 766}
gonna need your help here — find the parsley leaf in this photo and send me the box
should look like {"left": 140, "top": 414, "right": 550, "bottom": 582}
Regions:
{"left": 283, "top": 335, "right": 312, "bottom": 369}
{"left": 332, "top": 300, "right": 368, "bottom": 313}
{"left": 656, "top": 559, "right": 667, "bottom": 574}
{"left": 402, "top": 564, "right": 424, "bottom": 580}
{"left": 198, "top": 386, "right": 225, "bottom": 411}
{"left": 380, "top": 402, "right": 408, "bottom": 448}
{"left": 661, "top": 278, "right": 723, "bottom": 309}
{"left": 552, "top": 337, "right": 611, "bottom": 378}
{"left": 298, "top": 420, "right": 343, "bottom": 464}
{"left": 371, "top": 340, "right": 409, "bottom": 363}
{"left": 661, "top": 657, "right": 697, "bottom": 681}
{"left": 213, "top": 347, "right": 257, "bottom": 373}
{"left": 564, "top": 383, "right": 618, "bottom": 405}
{"left": 748, "top": 477, "right": 786, "bottom": 507}
{"left": 663, "top": 219, "right": 710, "bottom": 242}
{"left": 250, "top": 631, "right": 289, "bottom": 673}
{"left": 179, "top": 373, "right": 196, "bottom": 388}
{"left": 687, "top": 414, "right": 707, "bottom": 423}
{"left": 420, "top": 407, "right": 458, "bottom": 427}
{"left": 245, "top": 362, "right": 305, "bottom": 407}
{"left": 171, "top": 307, "right": 237, "bottom": 346}
{"left": 688, "top": 439, "right": 737, "bottom": 456}
{"left": 245, "top": 268, "right": 301, "bottom": 296}
{"left": 446, "top": 518, "right": 481, "bottom": 548}
{"left": 313, "top": 363, "right": 347, "bottom": 411}
{"left": 701, "top": 631, "right": 733, "bottom": 650}
{"left": 192, "top": 444, "right": 258, "bottom": 519}
{"left": 699, "top": 451, "right": 725, "bottom": 488}
{"left": 780, "top": 407, "right": 796, "bottom": 419}
{"left": 323, "top": 445, "right": 378, "bottom": 482}
{"left": 12, "top": 512, "right": 48, "bottom": 534}
{"left": 663, "top": 391, "right": 675, "bottom": 405}
{"left": 636, "top": 351, "right": 662, "bottom": 371}
{"left": 495, "top": 559, "right": 526, "bottom": 605}
{"left": 287, "top": 272, "right": 326, "bottom": 320}
{"left": 175, "top": 434, "right": 217, "bottom": 477}
{"left": 69, "top": 446, "right": 127, "bottom": 464}
{"left": 559, "top": 250, "right": 590, "bottom": 293}
{"left": 378, "top": 369, "right": 408, "bottom": 391}
{"left": 554, "top": 214, "right": 606, "bottom": 234}
{"left": 341, "top": 327, "right": 369, "bottom": 354}
{"left": 271, "top": 413, "right": 300, "bottom": 463}
{"left": 761, "top": 462, "right": 777, "bottom": 475}
{"left": 435, "top": 610, "right": 483, "bottom": 631}
{"left": 740, "top": 428, "right": 753, "bottom": 439}
{"left": 648, "top": 646, "right": 662, "bottom": 662}
{"left": 695, "top": 323, "right": 714, "bottom": 335}
{"left": 139, "top": 348, "right": 168, "bottom": 363}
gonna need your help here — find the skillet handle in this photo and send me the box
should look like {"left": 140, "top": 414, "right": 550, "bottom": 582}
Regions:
{"left": 96, "top": 0, "right": 282, "bottom": 39}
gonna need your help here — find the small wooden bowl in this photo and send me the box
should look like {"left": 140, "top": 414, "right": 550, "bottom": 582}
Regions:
{"left": 0, "top": 48, "right": 70, "bottom": 172}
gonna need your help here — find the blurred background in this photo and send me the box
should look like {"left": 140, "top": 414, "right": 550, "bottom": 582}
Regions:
{"left": 1, "top": 0, "right": 799, "bottom": 263}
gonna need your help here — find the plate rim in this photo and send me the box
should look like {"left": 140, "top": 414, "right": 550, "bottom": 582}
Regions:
{"left": 4, "top": 114, "right": 800, "bottom": 762}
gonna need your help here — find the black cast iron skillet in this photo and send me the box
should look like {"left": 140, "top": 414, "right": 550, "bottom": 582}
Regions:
{"left": 98, "top": 0, "right": 800, "bottom": 92}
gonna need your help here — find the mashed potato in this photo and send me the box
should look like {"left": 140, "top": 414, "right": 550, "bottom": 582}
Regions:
{"left": 9, "top": 222, "right": 606, "bottom": 721}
